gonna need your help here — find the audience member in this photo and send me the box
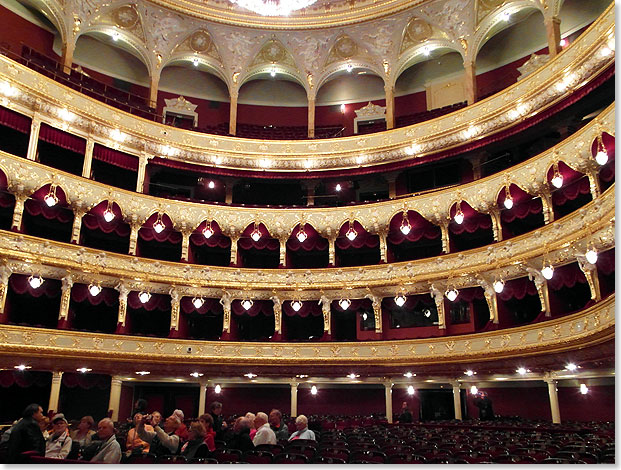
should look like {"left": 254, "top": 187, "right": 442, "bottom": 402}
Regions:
{"left": 473, "top": 391, "right": 495, "bottom": 420}
{"left": 125, "top": 413, "right": 153, "bottom": 453}
{"left": 151, "top": 411, "right": 162, "bottom": 427}
{"left": 288, "top": 415, "right": 315, "bottom": 441}
{"left": 6, "top": 403, "right": 46, "bottom": 463}
{"left": 39, "top": 416, "right": 50, "bottom": 440}
{"left": 227, "top": 417, "right": 254, "bottom": 453}
{"left": 245, "top": 412, "right": 257, "bottom": 440}
{"left": 252, "top": 412, "right": 276, "bottom": 446}
{"left": 44, "top": 414, "right": 72, "bottom": 459}
{"left": 198, "top": 414, "right": 216, "bottom": 452}
{"left": 70, "top": 416, "right": 96, "bottom": 447}
{"left": 131, "top": 399, "right": 148, "bottom": 418}
{"left": 180, "top": 422, "right": 209, "bottom": 459}
{"left": 398, "top": 402, "right": 413, "bottom": 423}
{"left": 269, "top": 409, "right": 289, "bottom": 441}
{"left": 173, "top": 409, "right": 189, "bottom": 441}
{"left": 90, "top": 418, "right": 121, "bottom": 464}
{"left": 135, "top": 412, "right": 181, "bottom": 455}
{"left": 209, "top": 401, "right": 227, "bottom": 441}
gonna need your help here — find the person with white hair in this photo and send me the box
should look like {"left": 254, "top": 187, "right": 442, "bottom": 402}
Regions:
{"left": 173, "top": 409, "right": 189, "bottom": 441}
{"left": 252, "top": 412, "right": 276, "bottom": 446}
{"left": 288, "top": 415, "right": 315, "bottom": 441}
{"left": 135, "top": 412, "right": 182, "bottom": 455}
{"left": 90, "top": 418, "right": 121, "bottom": 463}
{"left": 44, "top": 413, "right": 72, "bottom": 459}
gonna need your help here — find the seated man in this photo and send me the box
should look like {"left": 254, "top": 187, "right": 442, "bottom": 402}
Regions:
{"left": 45, "top": 414, "right": 72, "bottom": 459}
{"left": 269, "top": 409, "right": 289, "bottom": 441}
{"left": 227, "top": 417, "right": 254, "bottom": 453}
{"left": 6, "top": 403, "right": 46, "bottom": 463}
{"left": 252, "top": 412, "right": 276, "bottom": 446}
{"left": 135, "top": 413, "right": 182, "bottom": 455}
{"left": 90, "top": 418, "right": 121, "bottom": 464}
{"left": 288, "top": 415, "right": 315, "bottom": 441}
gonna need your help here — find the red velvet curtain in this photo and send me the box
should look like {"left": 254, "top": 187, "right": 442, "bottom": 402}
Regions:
{"left": 9, "top": 273, "right": 61, "bottom": 298}
{"left": 0, "top": 169, "right": 14, "bottom": 208}
{"left": 238, "top": 223, "right": 278, "bottom": 251}
{"left": 593, "top": 132, "right": 615, "bottom": 183}
{"left": 82, "top": 201, "right": 130, "bottom": 236}
{"left": 449, "top": 201, "right": 492, "bottom": 234}
{"left": 0, "top": 370, "right": 50, "bottom": 388}
{"left": 62, "top": 373, "right": 110, "bottom": 390}
{"left": 335, "top": 221, "right": 379, "bottom": 250}
{"left": 0, "top": 106, "right": 31, "bottom": 133}
{"left": 381, "top": 293, "right": 434, "bottom": 311}
{"left": 498, "top": 185, "right": 543, "bottom": 223}
{"left": 497, "top": 277, "right": 538, "bottom": 301}
{"left": 127, "top": 292, "right": 170, "bottom": 311}
{"left": 24, "top": 184, "right": 73, "bottom": 223}
{"left": 71, "top": 283, "right": 119, "bottom": 307}
{"left": 286, "top": 224, "right": 328, "bottom": 251}
{"left": 180, "top": 297, "right": 223, "bottom": 315}
{"left": 39, "top": 123, "right": 86, "bottom": 154}
{"left": 138, "top": 213, "right": 182, "bottom": 243}
{"left": 282, "top": 300, "right": 322, "bottom": 317}
{"left": 547, "top": 262, "right": 588, "bottom": 291}
{"left": 93, "top": 144, "right": 139, "bottom": 171}
{"left": 452, "top": 286, "right": 485, "bottom": 302}
{"left": 231, "top": 299, "right": 273, "bottom": 316}
{"left": 189, "top": 220, "right": 231, "bottom": 248}
{"left": 330, "top": 298, "right": 372, "bottom": 312}
{"left": 387, "top": 211, "right": 440, "bottom": 244}
{"left": 597, "top": 248, "right": 614, "bottom": 275}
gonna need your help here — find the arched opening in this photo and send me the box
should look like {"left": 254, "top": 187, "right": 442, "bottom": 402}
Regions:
{"left": 286, "top": 223, "right": 329, "bottom": 269}
{"left": 387, "top": 210, "right": 442, "bottom": 262}
{"left": 497, "top": 184, "right": 545, "bottom": 239}
{"left": 22, "top": 184, "right": 74, "bottom": 243}
{"left": 136, "top": 213, "right": 182, "bottom": 262}
{"left": 189, "top": 220, "right": 231, "bottom": 267}
{"left": 80, "top": 201, "right": 130, "bottom": 255}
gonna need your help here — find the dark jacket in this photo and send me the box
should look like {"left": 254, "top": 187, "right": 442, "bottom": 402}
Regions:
{"left": 271, "top": 423, "right": 289, "bottom": 441}
{"left": 398, "top": 410, "right": 413, "bottom": 423}
{"left": 227, "top": 428, "right": 253, "bottom": 453}
{"left": 181, "top": 439, "right": 209, "bottom": 460}
{"left": 6, "top": 417, "right": 45, "bottom": 463}
{"left": 210, "top": 412, "right": 226, "bottom": 441}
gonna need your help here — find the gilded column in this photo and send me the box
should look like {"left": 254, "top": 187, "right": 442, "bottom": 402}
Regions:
{"left": 489, "top": 208, "right": 503, "bottom": 242}
{"left": 386, "top": 174, "right": 397, "bottom": 199}
{"left": 11, "top": 193, "right": 27, "bottom": 232}
{"left": 290, "top": 381, "right": 298, "bottom": 417}
{"left": 328, "top": 235, "right": 337, "bottom": 266}
{"left": 378, "top": 232, "right": 388, "bottom": 263}
{"left": 544, "top": 16, "right": 562, "bottom": 58}
{"left": 58, "top": 275, "right": 73, "bottom": 327}
{"left": 61, "top": 39, "right": 76, "bottom": 74}
{"left": 384, "top": 381, "right": 393, "bottom": 423}
{"left": 544, "top": 373, "right": 561, "bottom": 424}
{"left": 229, "top": 90, "right": 238, "bottom": 136}
{"left": 169, "top": 287, "right": 180, "bottom": 331}
{"left": 48, "top": 371, "right": 63, "bottom": 414}
{"left": 149, "top": 73, "right": 160, "bottom": 109}
{"left": 279, "top": 236, "right": 287, "bottom": 267}
{"left": 319, "top": 294, "right": 331, "bottom": 335}
{"left": 577, "top": 257, "right": 601, "bottom": 302}
{"left": 82, "top": 138, "right": 94, "bottom": 178}
{"left": 384, "top": 85, "right": 395, "bottom": 130}
{"left": 26, "top": 117, "right": 41, "bottom": 161}
{"left": 481, "top": 281, "right": 499, "bottom": 324}
{"left": 440, "top": 222, "right": 450, "bottom": 254}
{"left": 115, "top": 281, "right": 129, "bottom": 329}
{"left": 229, "top": 235, "right": 239, "bottom": 266}
{"left": 365, "top": 293, "right": 383, "bottom": 334}
{"left": 108, "top": 376, "right": 123, "bottom": 422}
{"left": 430, "top": 284, "right": 446, "bottom": 329}
{"left": 220, "top": 291, "right": 232, "bottom": 334}
{"left": 463, "top": 60, "right": 477, "bottom": 105}
{"left": 198, "top": 379, "right": 208, "bottom": 416}
{"left": 128, "top": 221, "right": 141, "bottom": 256}
{"left": 526, "top": 268, "right": 551, "bottom": 316}
{"left": 0, "top": 266, "right": 10, "bottom": 319}
{"left": 136, "top": 154, "right": 150, "bottom": 193}
{"left": 271, "top": 294, "right": 282, "bottom": 337}
{"left": 70, "top": 208, "right": 86, "bottom": 244}
{"left": 586, "top": 168, "right": 601, "bottom": 199}
{"left": 181, "top": 231, "right": 192, "bottom": 262}
{"left": 307, "top": 97, "right": 316, "bottom": 138}
{"left": 539, "top": 189, "right": 555, "bottom": 225}
{"left": 451, "top": 381, "right": 463, "bottom": 420}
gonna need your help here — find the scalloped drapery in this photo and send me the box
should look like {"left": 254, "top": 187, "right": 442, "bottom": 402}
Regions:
{"left": 286, "top": 224, "right": 328, "bottom": 252}
{"left": 62, "top": 372, "right": 110, "bottom": 390}
{"left": 449, "top": 201, "right": 492, "bottom": 235}
{"left": 190, "top": 220, "right": 231, "bottom": 249}
{"left": 180, "top": 296, "right": 223, "bottom": 315}
{"left": 24, "top": 184, "right": 73, "bottom": 223}
{"left": 82, "top": 201, "right": 130, "bottom": 236}
{"left": 387, "top": 211, "right": 441, "bottom": 245}
{"left": 238, "top": 223, "right": 279, "bottom": 251}
{"left": 497, "top": 277, "right": 538, "bottom": 301}
{"left": 335, "top": 221, "right": 379, "bottom": 250}
{"left": 282, "top": 300, "right": 322, "bottom": 318}
{"left": 70, "top": 283, "right": 119, "bottom": 307}
{"left": 231, "top": 299, "right": 273, "bottom": 317}
{"left": 127, "top": 291, "right": 170, "bottom": 311}
{"left": 138, "top": 213, "right": 182, "bottom": 244}
{"left": 39, "top": 123, "right": 86, "bottom": 154}
{"left": 9, "top": 273, "right": 61, "bottom": 298}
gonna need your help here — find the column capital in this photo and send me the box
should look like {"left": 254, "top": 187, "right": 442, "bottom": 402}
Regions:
{"left": 542, "top": 372, "right": 557, "bottom": 384}
{"left": 450, "top": 380, "right": 461, "bottom": 389}
{"left": 110, "top": 376, "right": 124, "bottom": 386}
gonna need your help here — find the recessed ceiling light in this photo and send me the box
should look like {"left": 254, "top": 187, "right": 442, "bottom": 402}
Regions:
{"left": 136, "top": 371, "right": 150, "bottom": 376}
{"left": 190, "top": 372, "right": 204, "bottom": 378}
{"left": 76, "top": 368, "right": 92, "bottom": 373}
{"left": 244, "top": 373, "right": 257, "bottom": 378}
{"left": 14, "top": 365, "right": 31, "bottom": 371}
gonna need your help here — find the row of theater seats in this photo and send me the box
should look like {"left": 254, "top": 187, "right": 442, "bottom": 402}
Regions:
{"left": 194, "top": 123, "right": 345, "bottom": 140}
{"left": 396, "top": 101, "right": 468, "bottom": 128}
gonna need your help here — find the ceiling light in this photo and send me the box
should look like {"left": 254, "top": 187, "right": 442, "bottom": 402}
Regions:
{"left": 579, "top": 383, "right": 588, "bottom": 394}
{"left": 76, "top": 368, "right": 92, "bottom": 373}
{"left": 270, "top": 66, "right": 276, "bottom": 77}
{"left": 559, "top": 38, "right": 567, "bottom": 47}
{"left": 493, "top": 279, "right": 505, "bottom": 294}
{"left": 347, "top": 373, "right": 360, "bottom": 379}
{"left": 190, "top": 372, "right": 204, "bottom": 377}
{"left": 103, "top": 205, "right": 115, "bottom": 223}
{"left": 88, "top": 283, "right": 102, "bottom": 297}
{"left": 465, "top": 370, "right": 475, "bottom": 376}
{"left": 362, "top": 312, "right": 368, "bottom": 321}
{"left": 136, "top": 371, "right": 150, "bottom": 375}
{"left": 14, "top": 365, "right": 31, "bottom": 371}
{"left": 250, "top": 225, "right": 262, "bottom": 242}
{"left": 138, "top": 291, "right": 151, "bottom": 304}
{"left": 153, "top": 214, "right": 166, "bottom": 234}
{"left": 244, "top": 373, "right": 257, "bottom": 378}
{"left": 110, "top": 129, "right": 125, "bottom": 142}
{"left": 227, "top": 0, "right": 318, "bottom": 17}
{"left": 423, "top": 309, "right": 431, "bottom": 318}
{"left": 400, "top": 212, "right": 411, "bottom": 235}
{"left": 541, "top": 264, "right": 554, "bottom": 280}
{"left": 394, "top": 293, "right": 407, "bottom": 307}
{"left": 202, "top": 223, "right": 214, "bottom": 239}
{"left": 296, "top": 374, "right": 308, "bottom": 378}
{"left": 422, "top": 46, "right": 430, "bottom": 56}
{"left": 340, "top": 104, "right": 345, "bottom": 114}
{"left": 445, "top": 288, "right": 459, "bottom": 302}
{"left": 503, "top": 186, "right": 513, "bottom": 209}
{"left": 470, "top": 385, "right": 478, "bottom": 395}
{"left": 345, "top": 224, "right": 357, "bottom": 241}
{"left": 28, "top": 275, "right": 44, "bottom": 289}
{"left": 565, "top": 363, "right": 578, "bottom": 372}
{"left": 241, "top": 299, "right": 253, "bottom": 311}
{"left": 58, "top": 108, "right": 75, "bottom": 122}
{"left": 111, "top": 30, "right": 120, "bottom": 41}
{"left": 407, "top": 385, "right": 415, "bottom": 395}
{"left": 338, "top": 298, "right": 351, "bottom": 310}
{"left": 585, "top": 247, "right": 598, "bottom": 265}
{"left": 207, "top": 180, "right": 216, "bottom": 189}
{"left": 192, "top": 56, "right": 199, "bottom": 67}
{"left": 290, "top": 300, "right": 303, "bottom": 312}
{"left": 335, "top": 183, "right": 342, "bottom": 192}
{"left": 192, "top": 297, "right": 205, "bottom": 309}
{"left": 403, "top": 372, "right": 415, "bottom": 378}
{"left": 516, "top": 367, "right": 529, "bottom": 375}
{"left": 296, "top": 227, "right": 308, "bottom": 243}
{"left": 501, "top": 11, "right": 511, "bottom": 21}
{"left": 346, "top": 63, "right": 353, "bottom": 73}
{"left": 454, "top": 205, "right": 465, "bottom": 225}
{"left": 310, "top": 385, "right": 318, "bottom": 395}
{"left": 214, "top": 384, "right": 222, "bottom": 393}
{"left": 43, "top": 186, "right": 59, "bottom": 207}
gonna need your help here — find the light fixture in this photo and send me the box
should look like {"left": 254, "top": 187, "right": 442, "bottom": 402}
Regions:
{"left": 214, "top": 384, "right": 222, "bottom": 394}
{"left": 503, "top": 186, "right": 513, "bottom": 209}
{"left": 244, "top": 373, "right": 257, "bottom": 378}
{"left": 338, "top": 298, "right": 351, "bottom": 310}
{"left": 192, "top": 297, "right": 205, "bottom": 309}
{"left": 190, "top": 372, "right": 204, "bottom": 378}
{"left": 423, "top": 308, "right": 432, "bottom": 318}
{"left": 565, "top": 363, "right": 578, "bottom": 372}
{"left": 58, "top": 108, "right": 75, "bottom": 122}
{"left": 14, "top": 365, "right": 31, "bottom": 371}
{"left": 559, "top": 38, "right": 567, "bottom": 47}
{"left": 192, "top": 56, "right": 199, "bottom": 67}
{"left": 250, "top": 223, "right": 262, "bottom": 242}
{"left": 241, "top": 299, "right": 253, "bottom": 311}
{"left": 470, "top": 385, "right": 478, "bottom": 395}
{"left": 345, "top": 223, "right": 357, "bottom": 241}
{"left": 138, "top": 291, "right": 151, "bottom": 304}
{"left": 399, "top": 212, "right": 412, "bottom": 235}
{"left": 135, "top": 371, "right": 150, "bottom": 375}
{"left": 290, "top": 299, "right": 303, "bottom": 312}
{"left": 445, "top": 287, "right": 459, "bottom": 302}
{"left": 152, "top": 213, "right": 166, "bottom": 234}
{"left": 270, "top": 65, "right": 276, "bottom": 77}
{"left": 208, "top": 180, "right": 215, "bottom": 189}
{"left": 28, "top": 275, "right": 44, "bottom": 289}
{"left": 394, "top": 293, "right": 407, "bottom": 307}
{"left": 362, "top": 312, "right": 368, "bottom": 321}
{"left": 347, "top": 373, "right": 360, "bottom": 379}
{"left": 335, "top": 183, "right": 342, "bottom": 192}
{"left": 595, "top": 135, "right": 609, "bottom": 165}
{"left": 103, "top": 202, "right": 115, "bottom": 223}
{"left": 407, "top": 385, "right": 415, "bottom": 395}
{"left": 43, "top": 185, "right": 59, "bottom": 207}
{"left": 346, "top": 63, "right": 353, "bottom": 73}
{"left": 340, "top": 104, "right": 345, "bottom": 114}
{"left": 541, "top": 263, "right": 554, "bottom": 280}
{"left": 454, "top": 203, "right": 464, "bottom": 225}
{"left": 501, "top": 10, "right": 511, "bottom": 21}
{"left": 516, "top": 367, "right": 529, "bottom": 375}
{"left": 403, "top": 372, "right": 415, "bottom": 378}
{"left": 88, "top": 283, "right": 102, "bottom": 297}
{"left": 550, "top": 163, "right": 564, "bottom": 189}
{"left": 585, "top": 247, "right": 598, "bottom": 265}
{"left": 493, "top": 279, "right": 505, "bottom": 294}
{"left": 110, "top": 128, "right": 125, "bottom": 142}
{"left": 227, "top": 0, "right": 318, "bottom": 17}
{"left": 202, "top": 222, "right": 215, "bottom": 239}
{"left": 310, "top": 385, "right": 318, "bottom": 395}
{"left": 465, "top": 370, "right": 475, "bottom": 377}
{"left": 296, "top": 225, "right": 308, "bottom": 243}
{"left": 579, "top": 383, "right": 588, "bottom": 395}
{"left": 423, "top": 46, "right": 430, "bottom": 56}
{"left": 296, "top": 374, "right": 308, "bottom": 378}
{"left": 0, "top": 80, "right": 19, "bottom": 98}
{"left": 111, "top": 29, "right": 120, "bottom": 41}
{"left": 76, "top": 367, "right": 92, "bottom": 373}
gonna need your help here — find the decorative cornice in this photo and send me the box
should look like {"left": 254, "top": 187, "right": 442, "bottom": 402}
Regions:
{"left": 0, "top": 295, "right": 613, "bottom": 366}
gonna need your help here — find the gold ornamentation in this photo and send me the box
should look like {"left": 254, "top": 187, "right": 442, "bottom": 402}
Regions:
{"left": 445, "top": 341, "right": 455, "bottom": 351}
{"left": 190, "top": 30, "right": 212, "bottom": 53}
{"left": 390, "top": 344, "right": 399, "bottom": 356}
{"left": 93, "top": 337, "right": 104, "bottom": 350}
{"left": 330, "top": 345, "right": 341, "bottom": 356}
{"left": 113, "top": 5, "right": 139, "bottom": 28}
{"left": 333, "top": 35, "right": 358, "bottom": 59}
{"left": 370, "top": 347, "right": 379, "bottom": 356}
{"left": 406, "top": 18, "right": 432, "bottom": 42}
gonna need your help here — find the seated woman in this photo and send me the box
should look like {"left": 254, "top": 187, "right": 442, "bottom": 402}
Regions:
{"left": 245, "top": 412, "right": 257, "bottom": 440}
{"left": 126, "top": 414, "right": 153, "bottom": 453}
{"left": 180, "top": 422, "right": 209, "bottom": 459}
{"left": 198, "top": 414, "right": 216, "bottom": 453}
{"left": 70, "top": 416, "right": 96, "bottom": 448}
{"left": 45, "top": 414, "right": 72, "bottom": 459}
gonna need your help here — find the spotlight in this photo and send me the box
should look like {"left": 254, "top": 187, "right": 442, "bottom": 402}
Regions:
{"left": 516, "top": 367, "right": 529, "bottom": 375}
{"left": 270, "top": 66, "right": 276, "bottom": 77}
{"left": 135, "top": 371, "right": 150, "bottom": 375}
{"left": 190, "top": 372, "right": 204, "bottom": 377}
{"left": 470, "top": 386, "right": 478, "bottom": 395}
{"left": 347, "top": 373, "right": 360, "bottom": 379}
{"left": 579, "top": 383, "right": 588, "bottom": 394}
{"left": 76, "top": 367, "right": 92, "bottom": 373}
{"left": 14, "top": 365, "right": 31, "bottom": 371}
{"left": 465, "top": 370, "right": 475, "bottom": 377}
{"left": 560, "top": 38, "right": 567, "bottom": 47}
{"left": 346, "top": 63, "right": 353, "bottom": 73}
{"left": 192, "top": 56, "right": 199, "bottom": 67}
{"left": 340, "top": 104, "right": 345, "bottom": 114}
{"left": 244, "top": 373, "right": 257, "bottom": 378}
{"left": 335, "top": 183, "right": 342, "bottom": 192}
{"left": 362, "top": 312, "right": 368, "bottom": 321}
{"left": 208, "top": 180, "right": 215, "bottom": 189}
{"left": 403, "top": 372, "right": 415, "bottom": 378}
{"left": 565, "top": 363, "right": 578, "bottom": 372}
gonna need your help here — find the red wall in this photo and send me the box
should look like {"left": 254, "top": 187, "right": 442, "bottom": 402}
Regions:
{"left": 118, "top": 383, "right": 134, "bottom": 422}
{"left": 297, "top": 386, "right": 385, "bottom": 416}
{"left": 158, "top": 89, "right": 230, "bottom": 128}
{"left": 395, "top": 90, "right": 427, "bottom": 119}
{"left": 392, "top": 387, "right": 421, "bottom": 422}
{"left": 0, "top": 5, "right": 57, "bottom": 57}
{"left": 237, "top": 103, "right": 308, "bottom": 127}
{"left": 464, "top": 386, "right": 552, "bottom": 421}
{"left": 558, "top": 385, "right": 615, "bottom": 422}
{"left": 205, "top": 386, "right": 291, "bottom": 417}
